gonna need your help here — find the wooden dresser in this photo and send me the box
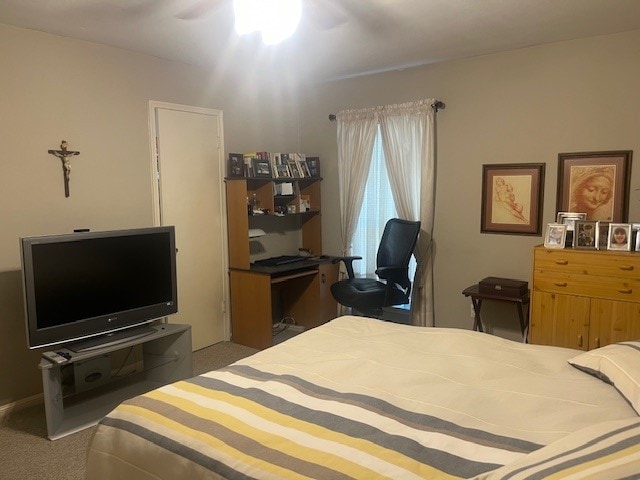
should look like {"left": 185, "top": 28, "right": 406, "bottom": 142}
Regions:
{"left": 529, "top": 246, "right": 640, "bottom": 350}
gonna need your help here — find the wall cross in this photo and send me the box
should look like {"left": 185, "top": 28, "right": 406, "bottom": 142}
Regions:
{"left": 48, "top": 140, "right": 80, "bottom": 197}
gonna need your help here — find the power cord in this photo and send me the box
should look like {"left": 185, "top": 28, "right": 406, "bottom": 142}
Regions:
{"left": 272, "top": 315, "right": 296, "bottom": 336}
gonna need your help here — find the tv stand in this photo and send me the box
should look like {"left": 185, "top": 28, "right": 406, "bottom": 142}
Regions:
{"left": 67, "top": 324, "right": 157, "bottom": 352}
{"left": 39, "top": 323, "right": 192, "bottom": 440}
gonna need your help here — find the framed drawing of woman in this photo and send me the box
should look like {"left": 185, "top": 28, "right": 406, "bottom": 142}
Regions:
{"left": 556, "top": 151, "right": 632, "bottom": 222}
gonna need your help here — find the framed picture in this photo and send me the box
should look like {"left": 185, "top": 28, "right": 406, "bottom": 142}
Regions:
{"left": 573, "top": 220, "right": 598, "bottom": 249}
{"left": 252, "top": 158, "right": 273, "bottom": 178}
{"left": 307, "top": 157, "right": 321, "bottom": 177}
{"left": 607, "top": 223, "right": 632, "bottom": 251}
{"left": 556, "top": 150, "right": 633, "bottom": 222}
{"left": 544, "top": 223, "right": 567, "bottom": 249}
{"left": 228, "top": 153, "right": 244, "bottom": 178}
{"left": 596, "top": 221, "right": 610, "bottom": 250}
{"left": 633, "top": 224, "right": 640, "bottom": 252}
{"left": 556, "top": 212, "right": 586, "bottom": 231}
{"left": 481, "top": 163, "right": 545, "bottom": 235}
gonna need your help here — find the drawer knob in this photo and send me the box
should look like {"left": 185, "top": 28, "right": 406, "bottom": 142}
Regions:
{"left": 578, "top": 334, "right": 583, "bottom": 348}
{"left": 619, "top": 265, "right": 634, "bottom": 271}
{"left": 618, "top": 288, "right": 633, "bottom": 294}
{"left": 555, "top": 260, "right": 568, "bottom": 265}
{"left": 554, "top": 282, "right": 568, "bottom": 287}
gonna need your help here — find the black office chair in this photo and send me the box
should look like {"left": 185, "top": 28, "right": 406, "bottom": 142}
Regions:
{"left": 330, "top": 218, "right": 421, "bottom": 318}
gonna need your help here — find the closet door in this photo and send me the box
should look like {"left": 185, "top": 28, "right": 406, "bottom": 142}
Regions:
{"left": 151, "top": 102, "right": 227, "bottom": 350}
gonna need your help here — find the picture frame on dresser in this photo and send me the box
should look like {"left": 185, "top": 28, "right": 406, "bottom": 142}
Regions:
{"left": 633, "top": 224, "right": 640, "bottom": 251}
{"left": 481, "top": 163, "right": 545, "bottom": 235}
{"left": 556, "top": 150, "right": 633, "bottom": 223}
{"left": 573, "top": 220, "right": 598, "bottom": 249}
{"left": 596, "top": 221, "right": 610, "bottom": 250}
{"left": 607, "top": 223, "right": 632, "bottom": 251}
{"left": 544, "top": 223, "right": 567, "bottom": 249}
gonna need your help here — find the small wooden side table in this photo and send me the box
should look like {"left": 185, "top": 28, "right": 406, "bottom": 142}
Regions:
{"left": 462, "top": 284, "right": 530, "bottom": 342}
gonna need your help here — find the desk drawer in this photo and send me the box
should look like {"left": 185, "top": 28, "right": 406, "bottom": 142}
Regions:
{"left": 533, "top": 270, "right": 640, "bottom": 302}
{"left": 534, "top": 248, "right": 640, "bottom": 279}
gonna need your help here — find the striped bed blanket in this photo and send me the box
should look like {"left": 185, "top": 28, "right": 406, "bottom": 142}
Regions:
{"left": 86, "top": 316, "right": 638, "bottom": 479}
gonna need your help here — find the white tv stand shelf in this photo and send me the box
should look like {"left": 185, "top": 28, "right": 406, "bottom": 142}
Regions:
{"left": 39, "top": 323, "right": 192, "bottom": 440}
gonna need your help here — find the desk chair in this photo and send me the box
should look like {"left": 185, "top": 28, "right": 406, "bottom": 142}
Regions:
{"left": 330, "top": 218, "right": 421, "bottom": 318}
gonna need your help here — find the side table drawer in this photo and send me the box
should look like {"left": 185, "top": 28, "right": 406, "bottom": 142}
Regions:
{"left": 533, "top": 270, "right": 640, "bottom": 302}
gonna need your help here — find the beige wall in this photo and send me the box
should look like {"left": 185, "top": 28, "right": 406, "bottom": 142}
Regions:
{"left": 0, "top": 24, "right": 301, "bottom": 406}
{"left": 298, "top": 30, "right": 640, "bottom": 339}
{"left": 3, "top": 23, "right": 640, "bottom": 408}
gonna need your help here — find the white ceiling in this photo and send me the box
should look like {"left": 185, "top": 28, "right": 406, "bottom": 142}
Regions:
{"left": 1, "top": 0, "right": 640, "bottom": 82}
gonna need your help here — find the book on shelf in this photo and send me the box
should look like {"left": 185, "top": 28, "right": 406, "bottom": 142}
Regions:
{"left": 242, "top": 153, "right": 257, "bottom": 177}
{"left": 239, "top": 151, "right": 318, "bottom": 179}
{"left": 272, "top": 152, "right": 291, "bottom": 178}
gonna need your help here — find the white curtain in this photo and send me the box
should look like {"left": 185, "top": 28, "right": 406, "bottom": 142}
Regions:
{"left": 336, "top": 108, "right": 378, "bottom": 257}
{"left": 336, "top": 100, "right": 437, "bottom": 327}
{"left": 379, "top": 99, "right": 436, "bottom": 327}
{"left": 351, "top": 128, "right": 398, "bottom": 277}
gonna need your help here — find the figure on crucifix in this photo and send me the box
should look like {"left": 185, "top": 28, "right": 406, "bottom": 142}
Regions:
{"left": 48, "top": 140, "right": 80, "bottom": 197}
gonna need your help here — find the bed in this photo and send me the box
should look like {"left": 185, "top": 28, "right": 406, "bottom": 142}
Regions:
{"left": 85, "top": 316, "right": 640, "bottom": 479}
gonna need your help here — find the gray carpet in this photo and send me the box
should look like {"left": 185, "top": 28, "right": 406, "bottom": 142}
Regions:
{"left": 0, "top": 341, "right": 258, "bottom": 480}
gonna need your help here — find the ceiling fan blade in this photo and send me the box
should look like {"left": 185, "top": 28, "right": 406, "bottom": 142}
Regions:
{"left": 175, "top": 0, "right": 226, "bottom": 20}
{"left": 307, "top": 0, "right": 397, "bottom": 32}
{"left": 304, "top": 0, "right": 348, "bottom": 30}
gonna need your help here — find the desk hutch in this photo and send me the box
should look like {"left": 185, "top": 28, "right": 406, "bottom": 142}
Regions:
{"left": 225, "top": 172, "right": 338, "bottom": 349}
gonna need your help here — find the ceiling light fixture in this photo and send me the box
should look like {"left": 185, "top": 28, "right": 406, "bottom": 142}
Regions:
{"left": 233, "top": 0, "right": 302, "bottom": 45}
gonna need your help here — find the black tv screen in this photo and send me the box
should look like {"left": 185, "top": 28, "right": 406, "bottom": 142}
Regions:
{"left": 21, "top": 226, "right": 178, "bottom": 349}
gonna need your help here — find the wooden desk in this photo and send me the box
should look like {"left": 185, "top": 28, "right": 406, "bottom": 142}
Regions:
{"left": 229, "top": 258, "right": 338, "bottom": 349}
{"left": 462, "top": 284, "right": 530, "bottom": 342}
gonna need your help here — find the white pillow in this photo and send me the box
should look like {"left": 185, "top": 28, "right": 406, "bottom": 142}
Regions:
{"left": 568, "top": 341, "right": 640, "bottom": 415}
{"left": 473, "top": 418, "right": 640, "bottom": 480}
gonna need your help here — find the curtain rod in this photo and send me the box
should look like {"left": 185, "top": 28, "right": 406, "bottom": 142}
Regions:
{"left": 328, "top": 100, "right": 446, "bottom": 121}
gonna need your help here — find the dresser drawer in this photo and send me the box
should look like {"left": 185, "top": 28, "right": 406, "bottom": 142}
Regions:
{"left": 533, "top": 248, "right": 640, "bottom": 279}
{"left": 533, "top": 269, "right": 640, "bottom": 302}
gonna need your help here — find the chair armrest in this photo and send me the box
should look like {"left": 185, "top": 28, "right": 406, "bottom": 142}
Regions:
{"left": 375, "top": 265, "right": 410, "bottom": 292}
{"left": 331, "top": 256, "right": 362, "bottom": 279}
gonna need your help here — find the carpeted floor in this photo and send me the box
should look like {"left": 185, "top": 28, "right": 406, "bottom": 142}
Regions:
{"left": 0, "top": 341, "right": 258, "bottom": 480}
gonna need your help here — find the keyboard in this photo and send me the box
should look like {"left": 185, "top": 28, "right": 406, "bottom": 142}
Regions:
{"left": 253, "top": 255, "right": 307, "bottom": 267}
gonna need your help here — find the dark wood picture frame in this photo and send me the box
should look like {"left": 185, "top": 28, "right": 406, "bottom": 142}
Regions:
{"left": 481, "top": 163, "right": 545, "bottom": 235}
{"left": 252, "top": 158, "right": 273, "bottom": 178}
{"left": 556, "top": 150, "right": 632, "bottom": 223}
{"left": 228, "top": 153, "right": 244, "bottom": 178}
{"left": 306, "top": 157, "right": 321, "bottom": 178}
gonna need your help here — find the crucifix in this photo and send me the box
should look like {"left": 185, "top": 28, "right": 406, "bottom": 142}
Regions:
{"left": 48, "top": 140, "right": 80, "bottom": 197}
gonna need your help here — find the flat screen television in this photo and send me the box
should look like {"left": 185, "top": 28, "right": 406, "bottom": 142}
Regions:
{"left": 20, "top": 226, "right": 178, "bottom": 351}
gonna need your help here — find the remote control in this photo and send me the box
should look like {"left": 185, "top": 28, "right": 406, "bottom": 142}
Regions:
{"left": 42, "top": 351, "right": 67, "bottom": 364}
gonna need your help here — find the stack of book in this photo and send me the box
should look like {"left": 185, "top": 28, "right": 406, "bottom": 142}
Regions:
{"left": 229, "top": 152, "right": 319, "bottom": 179}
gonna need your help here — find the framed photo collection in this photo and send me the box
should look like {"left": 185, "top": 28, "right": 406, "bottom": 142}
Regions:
{"left": 543, "top": 220, "right": 640, "bottom": 252}
{"left": 545, "top": 149, "right": 637, "bottom": 252}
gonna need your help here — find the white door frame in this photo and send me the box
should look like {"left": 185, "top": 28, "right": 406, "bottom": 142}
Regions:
{"left": 148, "top": 100, "right": 230, "bottom": 342}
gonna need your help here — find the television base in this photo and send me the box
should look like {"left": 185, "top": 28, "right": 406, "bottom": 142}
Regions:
{"left": 39, "top": 323, "right": 192, "bottom": 440}
{"left": 67, "top": 324, "right": 157, "bottom": 352}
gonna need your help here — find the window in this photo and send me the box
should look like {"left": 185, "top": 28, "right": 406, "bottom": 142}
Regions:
{"left": 351, "top": 126, "right": 396, "bottom": 277}
{"left": 352, "top": 126, "right": 416, "bottom": 293}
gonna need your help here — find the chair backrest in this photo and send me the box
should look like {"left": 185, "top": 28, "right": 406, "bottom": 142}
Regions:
{"left": 376, "top": 218, "right": 421, "bottom": 291}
